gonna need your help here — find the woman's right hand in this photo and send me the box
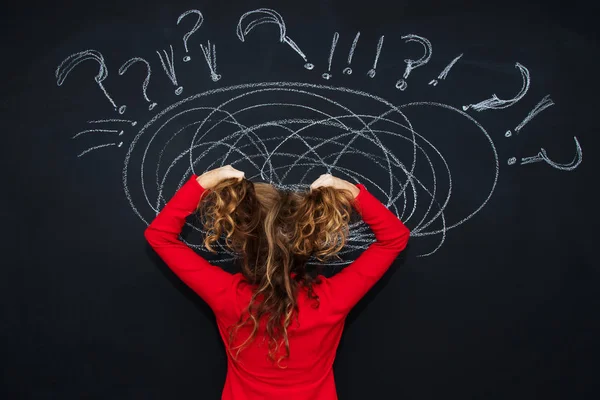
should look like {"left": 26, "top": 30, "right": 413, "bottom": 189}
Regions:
{"left": 309, "top": 173, "right": 360, "bottom": 198}
{"left": 196, "top": 165, "right": 245, "bottom": 190}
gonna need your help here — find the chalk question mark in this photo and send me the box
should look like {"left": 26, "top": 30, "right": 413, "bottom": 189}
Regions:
{"left": 395, "top": 34, "right": 432, "bottom": 91}
{"left": 118, "top": 58, "right": 157, "bottom": 111}
{"left": 237, "top": 8, "right": 314, "bottom": 70}
{"left": 56, "top": 49, "right": 125, "bottom": 114}
{"left": 510, "top": 136, "right": 583, "bottom": 171}
{"left": 177, "top": 9, "right": 204, "bottom": 62}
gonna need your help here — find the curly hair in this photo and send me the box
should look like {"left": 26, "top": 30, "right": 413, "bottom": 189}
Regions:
{"left": 196, "top": 177, "right": 356, "bottom": 368}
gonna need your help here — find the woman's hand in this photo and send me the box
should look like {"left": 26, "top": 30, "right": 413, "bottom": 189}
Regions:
{"left": 196, "top": 165, "right": 245, "bottom": 189}
{"left": 310, "top": 173, "right": 360, "bottom": 198}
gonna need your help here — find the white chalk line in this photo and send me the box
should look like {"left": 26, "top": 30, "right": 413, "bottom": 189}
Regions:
{"left": 77, "top": 142, "right": 122, "bottom": 158}
{"left": 88, "top": 119, "right": 137, "bottom": 126}
{"left": 72, "top": 128, "right": 120, "bottom": 139}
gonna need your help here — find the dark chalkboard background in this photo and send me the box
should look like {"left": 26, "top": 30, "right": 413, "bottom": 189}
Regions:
{"left": 3, "top": 0, "right": 599, "bottom": 399}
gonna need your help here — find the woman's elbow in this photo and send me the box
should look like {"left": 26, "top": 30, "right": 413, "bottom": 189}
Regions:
{"left": 392, "top": 226, "right": 410, "bottom": 252}
{"left": 144, "top": 226, "right": 158, "bottom": 246}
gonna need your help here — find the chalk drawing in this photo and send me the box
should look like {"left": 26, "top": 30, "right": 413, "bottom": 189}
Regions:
{"left": 78, "top": 142, "right": 123, "bottom": 158}
{"left": 118, "top": 58, "right": 158, "bottom": 110}
{"left": 199, "top": 40, "right": 222, "bottom": 82}
{"left": 237, "top": 8, "right": 314, "bottom": 70}
{"left": 343, "top": 32, "right": 360, "bottom": 75}
{"left": 56, "top": 16, "right": 584, "bottom": 264}
{"left": 122, "top": 82, "right": 499, "bottom": 260}
{"left": 367, "top": 35, "right": 384, "bottom": 78}
{"left": 322, "top": 32, "right": 339, "bottom": 80}
{"left": 429, "top": 53, "right": 463, "bottom": 86}
{"left": 88, "top": 119, "right": 137, "bottom": 126}
{"left": 505, "top": 95, "right": 554, "bottom": 137}
{"left": 75, "top": 121, "right": 131, "bottom": 158}
{"left": 177, "top": 9, "right": 204, "bottom": 62}
{"left": 71, "top": 128, "right": 123, "bottom": 139}
{"left": 156, "top": 45, "right": 183, "bottom": 95}
{"left": 519, "top": 136, "right": 582, "bottom": 170}
{"left": 463, "top": 62, "right": 530, "bottom": 111}
{"left": 395, "top": 34, "right": 432, "bottom": 91}
{"left": 56, "top": 50, "right": 122, "bottom": 113}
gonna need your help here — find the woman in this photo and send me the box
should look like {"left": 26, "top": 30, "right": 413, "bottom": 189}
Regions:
{"left": 145, "top": 165, "right": 410, "bottom": 399}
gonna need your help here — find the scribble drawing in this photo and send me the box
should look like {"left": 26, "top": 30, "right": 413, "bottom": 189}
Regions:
{"left": 121, "top": 82, "right": 499, "bottom": 261}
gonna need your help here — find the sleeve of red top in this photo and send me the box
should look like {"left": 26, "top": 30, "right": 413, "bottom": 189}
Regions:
{"left": 143, "top": 175, "right": 238, "bottom": 315}
{"left": 324, "top": 183, "right": 410, "bottom": 316}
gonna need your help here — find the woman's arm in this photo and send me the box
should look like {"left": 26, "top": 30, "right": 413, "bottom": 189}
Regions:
{"left": 144, "top": 172, "right": 241, "bottom": 314}
{"left": 323, "top": 183, "right": 410, "bottom": 315}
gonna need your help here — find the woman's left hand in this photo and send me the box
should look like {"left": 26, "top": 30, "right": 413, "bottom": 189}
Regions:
{"left": 196, "top": 165, "right": 245, "bottom": 189}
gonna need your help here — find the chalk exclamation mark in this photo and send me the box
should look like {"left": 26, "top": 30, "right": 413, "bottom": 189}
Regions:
{"left": 505, "top": 95, "right": 554, "bottom": 137}
{"left": 367, "top": 35, "right": 384, "bottom": 78}
{"left": 429, "top": 53, "right": 463, "bottom": 86}
{"left": 322, "top": 32, "right": 340, "bottom": 80}
{"left": 156, "top": 45, "right": 183, "bottom": 95}
{"left": 343, "top": 32, "right": 361, "bottom": 75}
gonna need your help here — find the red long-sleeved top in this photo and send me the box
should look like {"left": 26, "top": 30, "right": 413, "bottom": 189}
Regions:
{"left": 144, "top": 175, "right": 410, "bottom": 400}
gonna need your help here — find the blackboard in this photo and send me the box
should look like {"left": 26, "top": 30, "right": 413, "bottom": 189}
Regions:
{"left": 3, "top": 0, "right": 599, "bottom": 398}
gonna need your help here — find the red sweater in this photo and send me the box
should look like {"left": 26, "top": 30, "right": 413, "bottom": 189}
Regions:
{"left": 145, "top": 175, "right": 410, "bottom": 400}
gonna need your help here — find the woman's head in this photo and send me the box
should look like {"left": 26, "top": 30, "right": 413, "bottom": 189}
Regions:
{"left": 196, "top": 177, "right": 356, "bottom": 367}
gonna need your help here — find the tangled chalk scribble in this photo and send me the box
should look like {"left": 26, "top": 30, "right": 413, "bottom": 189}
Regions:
{"left": 123, "top": 82, "right": 499, "bottom": 262}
